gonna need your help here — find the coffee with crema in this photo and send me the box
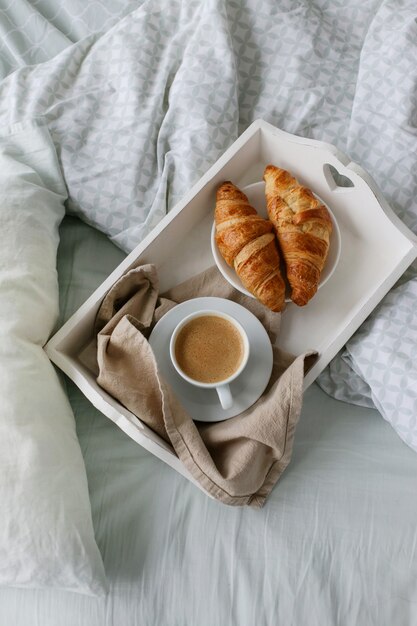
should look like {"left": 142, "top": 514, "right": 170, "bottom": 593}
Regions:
{"left": 174, "top": 315, "right": 244, "bottom": 384}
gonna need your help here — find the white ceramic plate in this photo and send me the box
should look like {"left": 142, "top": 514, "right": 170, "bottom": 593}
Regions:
{"left": 211, "top": 181, "right": 342, "bottom": 302}
{"left": 148, "top": 297, "right": 273, "bottom": 422}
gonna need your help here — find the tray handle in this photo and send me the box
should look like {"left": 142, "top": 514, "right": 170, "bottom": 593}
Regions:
{"left": 322, "top": 162, "right": 356, "bottom": 193}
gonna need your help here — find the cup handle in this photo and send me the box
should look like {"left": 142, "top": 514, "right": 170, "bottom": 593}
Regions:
{"left": 216, "top": 383, "right": 233, "bottom": 410}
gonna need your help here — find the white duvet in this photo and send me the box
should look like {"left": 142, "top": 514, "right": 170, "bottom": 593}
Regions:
{"left": 0, "top": 0, "right": 416, "bottom": 449}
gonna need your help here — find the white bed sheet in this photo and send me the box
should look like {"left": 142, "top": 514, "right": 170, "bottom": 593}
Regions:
{"left": 0, "top": 216, "right": 416, "bottom": 625}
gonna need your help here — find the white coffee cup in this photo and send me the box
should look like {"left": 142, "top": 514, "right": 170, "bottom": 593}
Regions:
{"left": 169, "top": 310, "right": 250, "bottom": 410}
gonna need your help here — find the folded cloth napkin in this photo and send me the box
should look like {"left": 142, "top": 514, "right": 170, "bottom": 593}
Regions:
{"left": 95, "top": 264, "right": 315, "bottom": 507}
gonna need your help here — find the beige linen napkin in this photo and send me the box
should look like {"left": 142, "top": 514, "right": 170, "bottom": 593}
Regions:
{"left": 95, "top": 264, "right": 316, "bottom": 507}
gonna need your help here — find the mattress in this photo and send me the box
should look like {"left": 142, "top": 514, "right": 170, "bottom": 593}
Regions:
{"left": 0, "top": 216, "right": 416, "bottom": 625}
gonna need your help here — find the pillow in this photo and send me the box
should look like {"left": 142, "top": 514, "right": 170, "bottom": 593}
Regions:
{"left": 0, "top": 120, "right": 106, "bottom": 594}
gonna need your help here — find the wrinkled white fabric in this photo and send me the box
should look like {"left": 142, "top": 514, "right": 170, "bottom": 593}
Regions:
{"left": 0, "top": 120, "right": 106, "bottom": 594}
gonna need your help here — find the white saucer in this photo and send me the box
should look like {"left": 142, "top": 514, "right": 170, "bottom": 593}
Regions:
{"left": 148, "top": 297, "right": 273, "bottom": 422}
{"left": 211, "top": 181, "right": 342, "bottom": 302}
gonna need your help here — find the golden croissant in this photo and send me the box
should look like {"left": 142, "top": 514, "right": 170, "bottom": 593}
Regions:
{"left": 215, "top": 181, "right": 286, "bottom": 312}
{"left": 264, "top": 164, "right": 332, "bottom": 306}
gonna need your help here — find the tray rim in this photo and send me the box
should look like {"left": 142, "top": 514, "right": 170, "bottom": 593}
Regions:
{"left": 45, "top": 118, "right": 417, "bottom": 477}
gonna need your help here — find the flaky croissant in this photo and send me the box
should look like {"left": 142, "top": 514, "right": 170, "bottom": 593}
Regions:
{"left": 264, "top": 165, "right": 332, "bottom": 306}
{"left": 215, "top": 181, "right": 286, "bottom": 312}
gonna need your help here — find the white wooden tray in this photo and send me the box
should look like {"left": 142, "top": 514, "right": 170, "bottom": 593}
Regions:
{"left": 45, "top": 119, "right": 417, "bottom": 491}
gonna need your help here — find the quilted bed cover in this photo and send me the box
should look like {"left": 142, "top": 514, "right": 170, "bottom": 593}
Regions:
{"left": 1, "top": 1, "right": 417, "bottom": 624}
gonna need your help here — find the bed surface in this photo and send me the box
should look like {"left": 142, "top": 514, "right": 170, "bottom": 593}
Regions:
{"left": 0, "top": 216, "right": 416, "bottom": 625}
{"left": 1, "top": 0, "right": 417, "bottom": 623}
